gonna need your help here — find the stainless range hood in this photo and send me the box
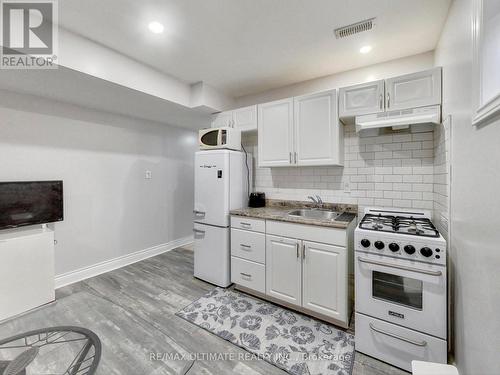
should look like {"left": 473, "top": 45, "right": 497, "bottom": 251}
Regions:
{"left": 355, "top": 105, "right": 441, "bottom": 132}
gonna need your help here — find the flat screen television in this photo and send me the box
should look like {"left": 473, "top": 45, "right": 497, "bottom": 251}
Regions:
{"left": 0, "top": 181, "right": 64, "bottom": 230}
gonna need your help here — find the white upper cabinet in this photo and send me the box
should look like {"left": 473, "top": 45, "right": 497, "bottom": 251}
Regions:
{"left": 385, "top": 67, "right": 442, "bottom": 111}
{"left": 302, "top": 241, "right": 347, "bottom": 322}
{"left": 294, "top": 89, "right": 343, "bottom": 166}
{"left": 338, "top": 68, "right": 442, "bottom": 120}
{"left": 258, "top": 90, "right": 343, "bottom": 168}
{"left": 258, "top": 98, "right": 294, "bottom": 167}
{"left": 339, "top": 80, "right": 385, "bottom": 118}
{"left": 211, "top": 105, "right": 258, "bottom": 131}
{"left": 266, "top": 235, "right": 302, "bottom": 306}
{"left": 232, "top": 105, "right": 257, "bottom": 131}
{"left": 211, "top": 111, "right": 233, "bottom": 128}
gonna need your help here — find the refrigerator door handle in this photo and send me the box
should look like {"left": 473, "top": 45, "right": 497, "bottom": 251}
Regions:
{"left": 193, "top": 228, "right": 205, "bottom": 235}
{"left": 193, "top": 210, "right": 205, "bottom": 216}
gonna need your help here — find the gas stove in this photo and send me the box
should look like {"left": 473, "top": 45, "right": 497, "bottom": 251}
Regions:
{"left": 354, "top": 208, "right": 448, "bottom": 371}
{"left": 355, "top": 207, "right": 446, "bottom": 265}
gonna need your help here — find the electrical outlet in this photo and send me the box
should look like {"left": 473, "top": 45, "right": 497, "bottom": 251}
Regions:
{"left": 344, "top": 182, "right": 350, "bottom": 193}
{"left": 145, "top": 170, "right": 152, "bottom": 179}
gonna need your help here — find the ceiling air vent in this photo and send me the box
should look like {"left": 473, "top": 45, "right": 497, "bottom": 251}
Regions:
{"left": 334, "top": 18, "right": 375, "bottom": 39}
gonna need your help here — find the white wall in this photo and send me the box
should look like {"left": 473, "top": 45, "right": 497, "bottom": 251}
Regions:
{"left": 0, "top": 91, "right": 197, "bottom": 277}
{"left": 235, "top": 51, "right": 434, "bottom": 107}
{"left": 243, "top": 123, "right": 435, "bottom": 217}
{"left": 435, "top": 0, "right": 500, "bottom": 373}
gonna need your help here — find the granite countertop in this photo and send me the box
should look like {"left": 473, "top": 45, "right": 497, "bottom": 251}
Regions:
{"left": 230, "top": 199, "right": 357, "bottom": 229}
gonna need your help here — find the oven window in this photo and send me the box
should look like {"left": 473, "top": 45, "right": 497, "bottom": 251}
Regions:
{"left": 201, "top": 131, "right": 218, "bottom": 146}
{"left": 372, "top": 271, "right": 423, "bottom": 310}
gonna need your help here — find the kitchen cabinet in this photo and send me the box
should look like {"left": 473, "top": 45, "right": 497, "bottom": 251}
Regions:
{"left": 211, "top": 105, "right": 258, "bottom": 131}
{"left": 338, "top": 67, "right": 442, "bottom": 121}
{"left": 385, "top": 67, "right": 441, "bottom": 111}
{"left": 232, "top": 105, "right": 258, "bottom": 131}
{"left": 257, "top": 98, "right": 294, "bottom": 167}
{"left": 258, "top": 90, "right": 343, "bottom": 167}
{"left": 339, "top": 80, "right": 385, "bottom": 118}
{"left": 265, "top": 235, "right": 302, "bottom": 305}
{"left": 211, "top": 111, "right": 233, "bottom": 128}
{"left": 302, "top": 241, "right": 347, "bottom": 322}
{"left": 230, "top": 217, "right": 355, "bottom": 327}
{"left": 294, "top": 89, "right": 343, "bottom": 166}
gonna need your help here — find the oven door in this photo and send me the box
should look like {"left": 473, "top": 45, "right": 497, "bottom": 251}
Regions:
{"left": 199, "top": 129, "right": 221, "bottom": 149}
{"left": 355, "top": 252, "right": 446, "bottom": 339}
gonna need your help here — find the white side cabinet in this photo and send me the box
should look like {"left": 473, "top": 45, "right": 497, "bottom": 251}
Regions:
{"left": 211, "top": 105, "right": 258, "bottom": 132}
{"left": 385, "top": 67, "right": 442, "bottom": 111}
{"left": 302, "top": 241, "right": 347, "bottom": 322}
{"left": 211, "top": 111, "right": 233, "bottom": 128}
{"left": 339, "top": 80, "right": 385, "bottom": 118}
{"left": 0, "top": 227, "right": 55, "bottom": 321}
{"left": 265, "top": 235, "right": 302, "bottom": 305}
{"left": 258, "top": 98, "right": 294, "bottom": 167}
{"left": 258, "top": 90, "right": 343, "bottom": 167}
{"left": 232, "top": 105, "right": 257, "bottom": 132}
{"left": 294, "top": 89, "right": 343, "bottom": 166}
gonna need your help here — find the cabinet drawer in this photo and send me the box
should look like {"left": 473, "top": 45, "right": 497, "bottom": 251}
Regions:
{"left": 231, "top": 229, "right": 265, "bottom": 264}
{"left": 231, "top": 257, "right": 265, "bottom": 293}
{"left": 231, "top": 216, "right": 265, "bottom": 232}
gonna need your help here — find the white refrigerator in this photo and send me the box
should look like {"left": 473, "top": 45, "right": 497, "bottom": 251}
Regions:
{"left": 193, "top": 150, "right": 251, "bottom": 287}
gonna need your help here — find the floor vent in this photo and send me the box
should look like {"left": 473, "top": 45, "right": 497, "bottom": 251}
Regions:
{"left": 334, "top": 18, "right": 375, "bottom": 39}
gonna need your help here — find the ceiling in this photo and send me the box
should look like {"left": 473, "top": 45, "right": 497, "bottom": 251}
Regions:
{"left": 59, "top": 0, "right": 452, "bottom": 98}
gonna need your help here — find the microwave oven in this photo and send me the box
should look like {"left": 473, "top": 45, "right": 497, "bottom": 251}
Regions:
{"left": 198, "top": 127, "right": 241, "bottom": 150}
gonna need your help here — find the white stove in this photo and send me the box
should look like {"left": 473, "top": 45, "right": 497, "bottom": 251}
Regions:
{"left": 354, "top": 208, "right": 447, "bottom": 372}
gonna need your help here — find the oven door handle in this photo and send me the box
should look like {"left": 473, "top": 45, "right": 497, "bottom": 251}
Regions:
{"left": 357, "top": 256, "right": 443, "bottom": 276}
{"left": 369, "top": 323, "right": 427, "bottom": 347}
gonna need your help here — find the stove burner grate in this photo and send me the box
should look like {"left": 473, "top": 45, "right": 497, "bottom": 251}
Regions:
{"left": 359, "top": 214, "right": 440, "bottom": 237}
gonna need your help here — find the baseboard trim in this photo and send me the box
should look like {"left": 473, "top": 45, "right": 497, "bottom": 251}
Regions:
{"left": 55, "top": 236, "right": 194, "bottom": 289}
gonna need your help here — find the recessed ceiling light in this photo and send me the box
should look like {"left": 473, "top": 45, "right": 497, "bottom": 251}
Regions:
{"left": 360, "top": 45, "right": 372, "bottom": 54}
{"left": 148, "top": 21, "right": 164, "bottom": 34}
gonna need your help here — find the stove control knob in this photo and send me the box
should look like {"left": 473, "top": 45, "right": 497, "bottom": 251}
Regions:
{"left": 404, "top": 245, "right": 416, "bottom": 255}
{"left": 361, "top": 239, "right": 371, "bottom": 248}
{"left": 374, "top": 241, "right": 385, "bottom": 250}
{"left": 420, "top": 247, "right": 433, "bottom": 257}
{"left": 389, "top": 243, "right": 400, "bottom": 252}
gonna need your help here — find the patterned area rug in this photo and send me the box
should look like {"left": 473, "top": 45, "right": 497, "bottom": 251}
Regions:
{"left": 176, "top": 288, "right": 354, "bottom": 375}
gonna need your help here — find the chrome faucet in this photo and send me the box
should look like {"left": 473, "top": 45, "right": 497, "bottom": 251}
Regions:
{"left": 307, "top": 196, "right": 318, "bottom": 203}
{"left": 307, "top": 195, "right": 323, "bottom": 205}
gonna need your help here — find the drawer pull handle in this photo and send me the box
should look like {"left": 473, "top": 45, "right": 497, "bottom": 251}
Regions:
{"left": 240, "top": 222, "right": 251, "bottom": 227}
{"left": 240, "top": 244, "right": 251, "bottom": 249}
{"left": 369, "top": 323, "right": 427, "bottom": 347}
{"left": 240, "top": 273, "right": 252, "bottom": 279}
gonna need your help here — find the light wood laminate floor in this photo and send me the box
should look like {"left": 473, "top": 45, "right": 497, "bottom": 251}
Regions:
{"left": 0, "top": 246, "right": 408, "bottom": 375}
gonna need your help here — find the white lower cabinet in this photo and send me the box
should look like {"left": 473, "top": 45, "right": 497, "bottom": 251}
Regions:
{"left": 231, "top": 217, "right": 354, "bottom": 327}
{"left": 265, "top": 235, "right": 302, "bottom": 305}
{"left": 302, "top": 241, "right": 347, "bottom": 322}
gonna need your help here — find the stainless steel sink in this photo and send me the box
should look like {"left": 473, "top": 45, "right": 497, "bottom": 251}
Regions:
{"left": 288, "top": 209, "right": 340, "bottom": 220}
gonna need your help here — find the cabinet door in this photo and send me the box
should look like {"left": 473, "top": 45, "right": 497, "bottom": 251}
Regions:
{"left": 266, "top": 235, "right": 301, "bottom": 306}
{"left": 233, "top": 105, "right": 257, "bottom": 132}
{"left": 294, "top": 89, "right": 343, "bottom": 166}
{"left": 339, "top": 80, "right": 385, "bottom": 118}
{"left": 385, "top": 68, "right": 442, "bottom": 111}
{"left": 302, "top": 241, "right": 347, "bottom": 322}
{"left": 211, "top": 111, "right": 233, "bottom": 128}
{"left": 258, "top": 98, "right": 294, "bottom": 167}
